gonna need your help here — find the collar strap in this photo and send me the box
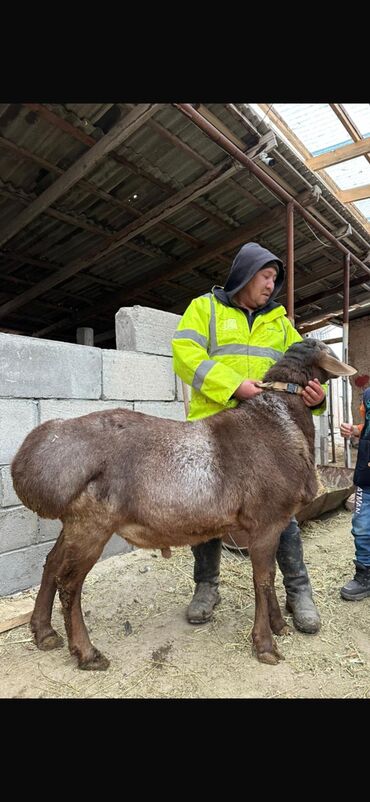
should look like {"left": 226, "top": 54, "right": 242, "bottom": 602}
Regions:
{"left": 257, "top": 381, "right": 304, "bottom": 396}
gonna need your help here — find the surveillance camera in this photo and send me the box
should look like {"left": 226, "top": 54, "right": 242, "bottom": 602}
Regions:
{"left": 259, "top": 151, "right": 276, "bottom": 167}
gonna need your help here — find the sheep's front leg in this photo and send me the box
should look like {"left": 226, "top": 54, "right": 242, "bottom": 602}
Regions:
{"left": 268, "top": 583, "right": 290, "bottom": 637}
{"left": 55, "top": 516, "right": 113, "bottom": 670}
{"left": 249, "top": 545, "right": 285, "bottom": 665}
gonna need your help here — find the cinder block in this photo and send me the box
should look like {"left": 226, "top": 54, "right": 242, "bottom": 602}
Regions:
{"left": 134, "top": 401, "right": 186, "bottom": 421}
{"left": 0, "top": 333, "right": 101, "bottom": 399}
{"left": 102, "top": 350, "right": 175, "bottom": 400}
{"left": 39, "top": 399, "right": 133, "bottom": 424}
{"left": 0, "top": 507, "right": 38, "bottom": 554}
{"left": 0, "top": 466, "right": 22, "bottom": 507}
{"left": 0, "top": 542, "right": 54, "bottom": 596}
{"left": 115, "top": 306, "right": 181, "bottom": 356}
{"left": 0, "top": 536, "right": 133, "bottom": 596}
{"left": 0, "top": 399, "right": 38, "bottom": 464}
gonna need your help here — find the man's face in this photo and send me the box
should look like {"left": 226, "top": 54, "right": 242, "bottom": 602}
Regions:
{"left": 234, "top": 262, "right": 278, "bottom": 310}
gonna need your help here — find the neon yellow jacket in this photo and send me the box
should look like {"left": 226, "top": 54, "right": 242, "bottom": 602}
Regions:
{"left": 172, "top": 292, "right": 326, "bottom": 421}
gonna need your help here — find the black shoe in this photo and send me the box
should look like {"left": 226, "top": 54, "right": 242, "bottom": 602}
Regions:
{"left": 340, "top": 562, "right": 370, "bottom": 601}
{"left": 186, "top": 582, "right": 221, "bottom": 624}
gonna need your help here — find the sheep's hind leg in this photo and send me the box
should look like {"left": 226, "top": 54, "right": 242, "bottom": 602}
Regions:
{"left": 55, "top": 514, "right": 113, "bottom": 670}
{"left": 31, "top": 533, "right": 66, "bottom": 651}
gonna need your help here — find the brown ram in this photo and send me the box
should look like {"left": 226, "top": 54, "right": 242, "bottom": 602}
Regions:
{"left": 11, "top": 338, "right": 356, "bottom": 669}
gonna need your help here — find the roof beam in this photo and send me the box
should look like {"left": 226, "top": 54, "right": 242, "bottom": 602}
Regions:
{"left": 295, "top": 273, "right": 370, "bottom": 310}
{"left": 338, "top": 184, "right": 370, "bottom": 203}
{"left": 33, "top": 177, "right": 346, "bottom": 341}
{"left": 297, "top": 295, "right": 370, "bottom": 331}
{"left": 329, "top": 103, "right": 362, "bottom": 140}
{"left": 32, "top": 204, "right": 287, "bottom": 338}
{"left": 0, "top": 119, "right": 279, "bottom": 322}
{"left": 306, "top": 136, "right": 370, "bottom": 171}
{"left": 0, "top": 181, "right": 116, "bottom": 239}
{"left": 0, "top": 104, "right": 159, "bottom": 248}
{"left": 0, "top": 133, "right": 230, "bottom": 263}
{"left": 329, "top": 103, "right": 370, "bottom": 170}
{"left": 0, "top": 157, "right": 244, "bottom": 319}
{"left": 24, "top": 103, "right": 242, "bottom": 238}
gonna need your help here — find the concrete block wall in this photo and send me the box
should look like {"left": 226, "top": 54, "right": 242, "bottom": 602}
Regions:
{"left": 0, "top": 306, "right": 185, "bottom": 596}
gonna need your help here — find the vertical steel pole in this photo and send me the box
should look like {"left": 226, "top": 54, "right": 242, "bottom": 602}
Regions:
{"left": 342, "top": 252, "right": 351, "bottom": 468}
{"left": 286, "top": 202, "right": 295, "bottom": 323}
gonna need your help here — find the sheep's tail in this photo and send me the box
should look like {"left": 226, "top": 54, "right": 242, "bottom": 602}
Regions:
{"left": 11, "top": 418, "right": 103, "bottom": 519}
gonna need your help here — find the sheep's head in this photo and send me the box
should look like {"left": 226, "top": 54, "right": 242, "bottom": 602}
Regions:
{"left": 264, "top": 338, "right": 357, "bottom": 386}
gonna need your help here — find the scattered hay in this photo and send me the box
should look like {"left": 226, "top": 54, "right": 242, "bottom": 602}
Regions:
{"left": 1, "top": 508, "right": 370, "bottom": 698}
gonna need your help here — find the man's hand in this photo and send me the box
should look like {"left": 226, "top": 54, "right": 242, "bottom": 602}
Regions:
{"left": 340, "top": 422, "right": 360, "bottom": 438}
{"left": 234, "top": 380, "right": 263, "bottom": 400}
{"left": 302, "top": 378, "right": 325, "bottom": 408}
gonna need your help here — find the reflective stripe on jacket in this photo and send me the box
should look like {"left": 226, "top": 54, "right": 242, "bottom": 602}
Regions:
{"left": 172, "top": 292, "right": 325, "bottom": 421}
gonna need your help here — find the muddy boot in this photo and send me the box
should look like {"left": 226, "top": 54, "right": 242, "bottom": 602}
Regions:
{"left": 276, "top": 519, "right": 321, "bottom": 634}
{"left": 340, "top": 561, "right": 370, "bottom": 600}
{"left": 186, "top": 539, "right": 222, "bottom": 624}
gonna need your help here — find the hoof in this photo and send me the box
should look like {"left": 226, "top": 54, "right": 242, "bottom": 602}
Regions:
{"left": 78, "top": 650, "right": 110, "bottom": 671}
{"left": 277, "top": 624, "right": 291, "bottom": 636}
{"left": 271, "top": 619, "right": 290, "bottom": 636}
{"left": 257, "top": 650, "right": 280, "bottom": 665}
{"left": 254, "top": 638, "right": 285, "bottom": 664}
{"left": 36, "top": 631, "right": 64, "bottom": 651}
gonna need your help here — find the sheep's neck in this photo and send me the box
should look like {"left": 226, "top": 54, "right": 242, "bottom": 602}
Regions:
{"left": 263, "top": 362, "right": 312, "bottom": 388}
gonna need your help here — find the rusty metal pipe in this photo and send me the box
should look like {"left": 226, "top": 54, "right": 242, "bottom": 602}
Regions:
{"left": 286, "top": 202, "right": 294, "bottom": 321}
{"left": 342, "top": 252, "right": 351, "bottom": 468}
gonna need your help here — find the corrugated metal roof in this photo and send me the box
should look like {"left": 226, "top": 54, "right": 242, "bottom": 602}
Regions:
{"left": 0, "top": 102, "right": 369, "bottom": 345}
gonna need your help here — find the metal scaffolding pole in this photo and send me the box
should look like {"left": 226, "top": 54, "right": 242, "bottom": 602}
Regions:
{"left": 342, "top": 252, "right": 351, "bottom": 468}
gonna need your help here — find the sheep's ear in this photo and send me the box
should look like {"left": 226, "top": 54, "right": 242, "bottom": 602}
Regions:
{"left": 319, "top": 352, "right": 357, "bottom": 377}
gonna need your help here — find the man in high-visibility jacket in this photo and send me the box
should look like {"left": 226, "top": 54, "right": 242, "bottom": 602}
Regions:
{"left": 172, "top": 241, "right": 325, "bottom": 634}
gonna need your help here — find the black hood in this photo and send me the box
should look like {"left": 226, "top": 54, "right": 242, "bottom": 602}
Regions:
{"left": 218, "top": 242, "right": 285, "bottom": 305}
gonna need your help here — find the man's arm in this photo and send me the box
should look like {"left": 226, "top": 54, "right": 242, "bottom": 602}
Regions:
{"left": 340, "top": 422, "right": 363, "bottom": 438}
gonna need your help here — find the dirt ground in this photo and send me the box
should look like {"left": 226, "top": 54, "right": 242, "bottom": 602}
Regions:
{"left": 1, "top": 507, "right": 370, "bottom": 699}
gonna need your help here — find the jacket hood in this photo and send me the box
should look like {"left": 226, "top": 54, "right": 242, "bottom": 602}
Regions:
{"left": 222, "top": 242, "right": 285, "bottom": 303}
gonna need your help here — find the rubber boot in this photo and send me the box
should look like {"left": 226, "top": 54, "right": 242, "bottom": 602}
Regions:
{"left": 340, "top": 561, "right": 370, "bottom": 600}
{"left": 186, "top": 538, "right": 222, "bottom": 624}
{"left": 276, "top": 519, "right": 321, "bottom": 634}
